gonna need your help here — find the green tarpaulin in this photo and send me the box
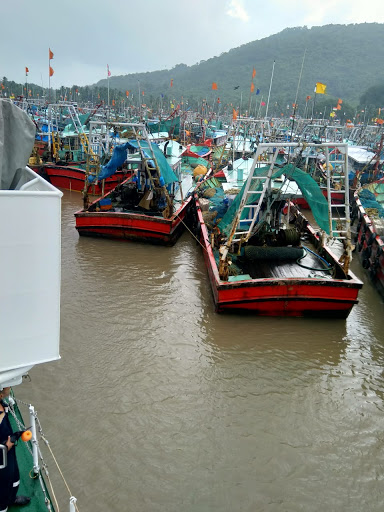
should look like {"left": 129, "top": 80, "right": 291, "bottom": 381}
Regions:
{"left": 219, "top": 164, "right": 333, "bottom": 236}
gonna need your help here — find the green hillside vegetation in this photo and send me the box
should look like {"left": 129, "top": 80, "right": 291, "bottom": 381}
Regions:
{"left": 93, "top": 23, "right": 384, "bottom": 119}
{"left": 2, "top": 23, "right": 384, "bottom": 122}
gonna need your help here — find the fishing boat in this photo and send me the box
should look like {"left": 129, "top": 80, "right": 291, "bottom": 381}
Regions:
{"left": 181, "top": 143, "right": 212, "bottom": 163}
{"left": 354, "top": 179, "right": 384, "bottom": 298}
{"left": 0, "top": 99, "right": 77, "bottom": 511}
{"left": 40, "top": 161, "right": 129, "bottom": 194}
{"left": 348, "top": 141, "right": 384, "bottom": 188}
{"left": 75, "top": 122, "right": 207, "bottom": 245}
{"left": 30, "top": 103, "right": 131, "bottom": 194}
{"left": 193, "top": 142, "right": 362, "bottom": 316}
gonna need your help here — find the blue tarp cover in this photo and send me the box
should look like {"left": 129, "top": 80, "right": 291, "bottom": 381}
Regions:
{"left": 88, "top": 142, "right": 129, "bottom": 183}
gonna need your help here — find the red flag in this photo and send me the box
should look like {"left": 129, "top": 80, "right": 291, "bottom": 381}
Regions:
{"left": 126, "top": 90, "right": 130, "bottom": 97}
{"left": 252, "top": 67, "right": 256, "bottom": 79}
{"left": 261, "top": 101, "right": 266, "bottom": 106}
{"left": 212, "top": 82, "right": 218, "bottom": 90}
{"left": 49, "top": 48, "right": 54, "bottom": 60}
{"left": 170, "top": 79, "right": 173, "bottom": 87}
{"left": 142, "top": 91, "right": 144, "bottom": 96}
{"left": 25, "top": 67, "right": 29, "bottom": 75}
{"left": 107, "top": 64, "right": 111, "bottom": 77}
{"left": 250, "top": 83, "right": 255, "bottom": 93}
{"left": 306, "top": 95, "right": 311, "bottom": 101}
{"left": 49, "top": 66, "right": 54, "bottom": 77}
{"left": 217, "top": 97, "right": 220, "bottom": 104}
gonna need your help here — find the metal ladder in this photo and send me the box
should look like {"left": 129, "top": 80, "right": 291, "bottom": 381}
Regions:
{"left": 323, "top": 144, "right": 351, "bottom": 243}
{"left": 226, "top": 144, "right": 280, "bottom": 246}
{"left": 64, "top": 104, "right": 99, "bottom": 181}
{"left": 128, "top": 123, "right": 173, "bottom": 217}
{"left": 47, "top": 104, "right": 62, "bottom": 159}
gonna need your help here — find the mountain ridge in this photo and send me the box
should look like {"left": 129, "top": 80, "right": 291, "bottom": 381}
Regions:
{"left": 96, "top": 23, "right": 384, "bottom": 108}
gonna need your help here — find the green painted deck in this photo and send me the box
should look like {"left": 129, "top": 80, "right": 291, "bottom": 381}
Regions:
{"left": 8, "top": 403, "right": 54, "bottom": 512}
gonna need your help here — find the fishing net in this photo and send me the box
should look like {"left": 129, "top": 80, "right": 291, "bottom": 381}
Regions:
{"left": 147, "top": 117, "right": 180, "bottom": 136}
{"left": 218, "top": 164, "right": 334, "bottom": 237}
{"left": 358, "top": 186, "right": 384, "bottom": 218}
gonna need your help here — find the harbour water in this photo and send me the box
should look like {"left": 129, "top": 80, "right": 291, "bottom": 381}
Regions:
{"left": 18, "top": 190, "right": 384, "bottom": 511}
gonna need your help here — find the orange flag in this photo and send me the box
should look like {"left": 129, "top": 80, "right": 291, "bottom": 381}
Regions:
{"left": 252, "top": 67, "right": 256, "bottom": 79}
{"left": 49, "top": 66, "right": 54, "bottom": 77}
{"left": 337, "top": 98, "right": 343, "bottom": 104}
{"left": 170, "top": 79, "right": 173, "bottom": 87}
{"left": 336, "top": 104, "right": 341, "bottom": 110}
{"left": 250, "top": 82, "right": 255, "bottom": 93}
{"left": 112, "top": 99, "right": 115, "bottom": 106}
{"left": 232, "top": 108, "right": 238, "bottom": 120}
{"left": 212, "top": 82, "right": 218, "bottom": 90}
{"left": 126, "top": 90, "right": 130, "bottom": 97}
{"left": 49, "top": 48, "right": 54, "bottom": 60}
{"left": 306, "top": 95, "right": 311, "bottom": 101}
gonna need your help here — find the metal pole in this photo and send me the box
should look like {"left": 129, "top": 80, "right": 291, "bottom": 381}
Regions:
{"left": 69, "top": 496, "right": 77, "bottom": 512}
{"left": 293, "top": 50, "right": 306, "bottom": 112}
{"left": 48, "top": 53, "right": 50, "bottom": 104}
{"left": 107, "top": 76, "right": 110, "bottom": 108}
{"left": 28, "top": 405, "right": 40, "bottom": 474}
{"left": 265, "top": 60, "right": 275, "bottom": 119}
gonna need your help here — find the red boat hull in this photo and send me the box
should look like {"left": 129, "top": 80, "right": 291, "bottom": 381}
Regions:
{"left": 354, "top": 195, "right": 384, "bottom": 298}
{"left": 75, "top": 198, "right": 191, "bottom": 246}
{"left": 293, "top": 188, "right": 346, "bottom": 209}
{"left": 34, "top": 164, "right": 129, "bottom": 195}
{"left": 194, "top": 197, "right": 362, "bottom": 317}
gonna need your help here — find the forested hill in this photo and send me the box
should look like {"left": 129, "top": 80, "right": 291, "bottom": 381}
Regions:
{"left": 96, "top": 23, "right": 384, "bottom": 108}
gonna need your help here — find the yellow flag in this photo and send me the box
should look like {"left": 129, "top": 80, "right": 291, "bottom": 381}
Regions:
{"left": 315, "top": 82, "right": 327, "bottom": 94}
{"left": 329, "top": 111, "right": 335, "bottom": 117}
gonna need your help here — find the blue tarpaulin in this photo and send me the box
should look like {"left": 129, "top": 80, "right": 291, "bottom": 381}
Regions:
{"left": 88, "top": 142, "right": 129, "bottom": 183}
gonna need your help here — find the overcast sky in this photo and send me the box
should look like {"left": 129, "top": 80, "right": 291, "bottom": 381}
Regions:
{"left": 1, "top": 0, "right": 383, "bottom": 88}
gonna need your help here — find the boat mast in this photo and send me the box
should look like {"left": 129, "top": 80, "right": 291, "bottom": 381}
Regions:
{"left": 265, "top": 60, "right": 275, "bottom": 119}
{"left": 290, "top": 49, "right": 306, "bottom": 140}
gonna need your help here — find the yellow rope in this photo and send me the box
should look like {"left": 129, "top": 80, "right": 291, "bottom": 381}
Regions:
{"left": 41, "top": 435, "right": 80, "bottom": 512}
{"left": 174, "top": 206, "right": 209, "bottom": 253}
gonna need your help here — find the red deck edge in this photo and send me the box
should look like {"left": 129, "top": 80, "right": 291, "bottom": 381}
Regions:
{"left": 194, "top": 196, "right": 362, "bottom": 317}
{"left": 354, "top": 194, "right": 384, "bottom": 298}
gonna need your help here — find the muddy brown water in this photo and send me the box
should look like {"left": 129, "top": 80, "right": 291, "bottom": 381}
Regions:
{"left": 16, "top": 190, "right": 384, "bottom": 512}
